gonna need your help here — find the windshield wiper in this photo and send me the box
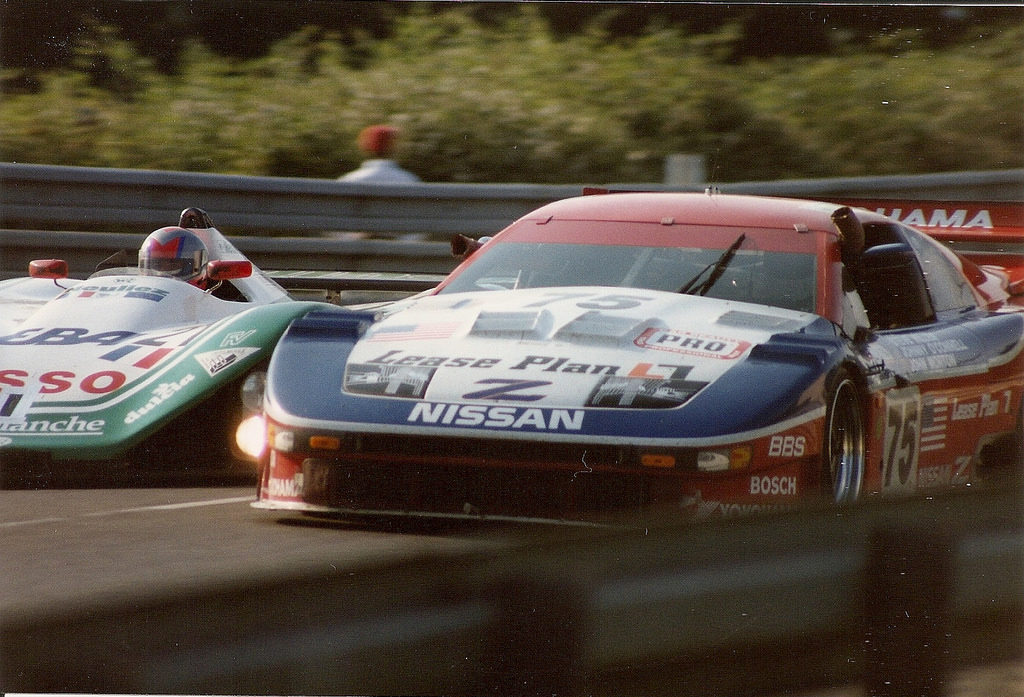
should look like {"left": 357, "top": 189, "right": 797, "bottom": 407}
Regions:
{"left": 677, "top": 233, "right": 746, "bottom": 296}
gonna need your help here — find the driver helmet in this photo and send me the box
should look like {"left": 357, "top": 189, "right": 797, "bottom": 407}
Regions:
{"left": 138, "top": 226, "right": 208, "bottom": 284}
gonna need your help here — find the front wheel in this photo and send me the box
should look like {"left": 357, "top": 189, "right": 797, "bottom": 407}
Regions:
{"left": 824, "top": 374, "right": 866, "bottom": 504}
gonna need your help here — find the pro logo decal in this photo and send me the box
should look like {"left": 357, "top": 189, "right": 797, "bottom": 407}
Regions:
{"left": 634, "top": 328, "right": 751, "bottom": 360}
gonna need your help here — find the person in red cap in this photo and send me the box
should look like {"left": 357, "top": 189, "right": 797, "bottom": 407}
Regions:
{"left": 338, "top": 124, "right": 421, "bottom": 184}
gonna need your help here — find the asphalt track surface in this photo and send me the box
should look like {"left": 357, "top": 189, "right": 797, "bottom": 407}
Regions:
{"left": 0, "top": 477, "right": 504, "bottom": 623}
{"left": 3, "top": 472, "right": 1021, "bottom": 695}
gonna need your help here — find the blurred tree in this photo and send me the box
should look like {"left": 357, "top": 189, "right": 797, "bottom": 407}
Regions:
{"left": 1, "top": 4, "right": 1020, "bottom": 181}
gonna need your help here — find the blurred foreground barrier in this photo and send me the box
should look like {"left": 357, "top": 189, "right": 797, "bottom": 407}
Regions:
{"left": 2, "top": 484, "right": 1020, "bottom": 696}
{"left": 2, "top": 163, "right": 1022, "bottom": 237}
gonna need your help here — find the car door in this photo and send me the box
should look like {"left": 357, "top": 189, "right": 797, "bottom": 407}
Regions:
{"left": 854, "top": 222, "right": 1024, "bottom": 495}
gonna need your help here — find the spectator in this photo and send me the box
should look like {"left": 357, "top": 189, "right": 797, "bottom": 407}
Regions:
{"left": 338, "top": 125, "right": 421, "bottom": 184}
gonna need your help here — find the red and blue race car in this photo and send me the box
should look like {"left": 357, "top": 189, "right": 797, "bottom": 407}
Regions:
{"left": 253, "top": 192, "right": 1024, "bottom": 523}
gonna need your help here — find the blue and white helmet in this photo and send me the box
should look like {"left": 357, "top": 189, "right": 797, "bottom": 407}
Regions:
{"left": 139, "top": 226, "right": 208, "bottom": 284}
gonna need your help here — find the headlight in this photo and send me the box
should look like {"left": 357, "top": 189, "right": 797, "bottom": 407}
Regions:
{"left": 271, "top": 426, "right": 296, "bottom": 453}
{"left": 697, "top": 446, "right": 751, "bottom": 472}
{"left": 240, "top": 371, "right": 267, "bottom": 413}
{"left": 587, "top": 375, "right": 706, "bottom": 408}
{"left": 235, "top": 414, "right": 267, "bottom": 460}
{"left": 343, "top": 363, "right": 434, "bottom": 398}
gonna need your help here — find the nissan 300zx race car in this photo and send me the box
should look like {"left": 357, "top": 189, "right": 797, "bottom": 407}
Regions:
{"left": 254, "top": 192, "right": 1024, "bottom": 523}
{"left": 0, "top": 208, "right": 333, "bottom": 483}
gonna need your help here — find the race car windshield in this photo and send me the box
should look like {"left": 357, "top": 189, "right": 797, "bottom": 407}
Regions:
{"left": 439, "top": 242, "right": 816, "bottom": 313}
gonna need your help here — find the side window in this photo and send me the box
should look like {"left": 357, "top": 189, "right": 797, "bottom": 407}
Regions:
{"left": 898, "top": 225, "right": 978, "bottom": 314}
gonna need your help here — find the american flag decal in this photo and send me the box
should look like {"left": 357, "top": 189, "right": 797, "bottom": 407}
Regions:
{"left": 367, "top": 322, "right": 461, "bottom": 342}
{"left": 920, "top": 396, "right": 949, "bottom": 453}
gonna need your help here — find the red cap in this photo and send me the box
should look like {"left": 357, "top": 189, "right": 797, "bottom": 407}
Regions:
{"left": 357, "top": 125, "right": 399, "bottom": 157}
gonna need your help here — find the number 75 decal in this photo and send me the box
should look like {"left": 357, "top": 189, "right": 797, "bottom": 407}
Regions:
{"left": 523, "top": 292, "right": 653, "bottom": 310}
{"left": 881, "top": 387, "right": 921, "bottom": 494}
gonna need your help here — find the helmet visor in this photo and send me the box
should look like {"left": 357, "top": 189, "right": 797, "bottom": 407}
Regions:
{"left": 141, "top": 256, "right": 199, "bottom": 277}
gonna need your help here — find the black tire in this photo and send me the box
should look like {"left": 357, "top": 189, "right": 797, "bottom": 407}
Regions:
{"left": 976, "top": 394, "right": 1024, "bottom": 483}
{"left": 824, "top": 373, "right": 866, "bottom": 504}
{"left": 1015, "top": 394, "right": 1024, "bottom": 474}
{"left": 122, "top": 369, "right": 259, "bottom": 482}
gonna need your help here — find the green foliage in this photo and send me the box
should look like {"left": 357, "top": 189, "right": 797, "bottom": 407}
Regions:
{"left": 2, "top": 7, "right": 1021, "bottom": 182}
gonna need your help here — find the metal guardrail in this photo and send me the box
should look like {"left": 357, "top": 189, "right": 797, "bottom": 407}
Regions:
{"left": 2, "top": 163, "right": 1022, "bottom": 237}
{"left": 714, "top": 168, "right": 1024, "bottom": 200}
{"left": 2, "top": 164, "right": 1022, "bottom": 280}
{"left": 0, "top": 162, "right": 584, "bottom": 236}
{"left": 0, "top": 228, "right": 459, "bottom": 280}
{"left": 2, "top": 484, "right": 1020, "bottom": 695}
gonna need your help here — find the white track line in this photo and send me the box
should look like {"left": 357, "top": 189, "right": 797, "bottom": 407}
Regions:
{"left": 0, "top": 495, "right": 252, "bottom": 528}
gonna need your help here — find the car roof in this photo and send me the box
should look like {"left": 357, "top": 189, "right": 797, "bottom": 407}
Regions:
{"left": 517, "top": 192, "right": 888, "bottom": 232}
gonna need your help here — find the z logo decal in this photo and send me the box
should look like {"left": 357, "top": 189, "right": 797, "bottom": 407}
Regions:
{"left": 463, "top": 379, "right": 551, "bottom": 402}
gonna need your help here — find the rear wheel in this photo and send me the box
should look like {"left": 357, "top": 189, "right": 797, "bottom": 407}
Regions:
{"left": 1015, "top": 394, "right": 1024, "bottom": 474}
{"left": 978, "top": 393, "right": 1024, "bottom": 482}
{"left": 824, "top": 374, "right": 865, "bottom": 504}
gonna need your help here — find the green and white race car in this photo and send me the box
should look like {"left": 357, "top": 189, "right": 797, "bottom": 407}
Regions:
{"left": 0, "top": 208, "right": 335, "bottom": 483}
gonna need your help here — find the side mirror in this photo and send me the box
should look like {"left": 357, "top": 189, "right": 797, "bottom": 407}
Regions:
{"left": 451, "top": 234, "right": 491, "bottom": 260}
{"left": 29, "top": 259, "right": 69, "bottom": 280}
{"left": 859, "top": 243, "right": 917, "bottom": 272}
{"left": 831, "top": 207, "right": 865, "bottom": 269}
{"left": 856, "top": 243, "right": 935, "bottom": 328}
{"left": 206, "top": 259, "right": 252, "bottom": 281}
